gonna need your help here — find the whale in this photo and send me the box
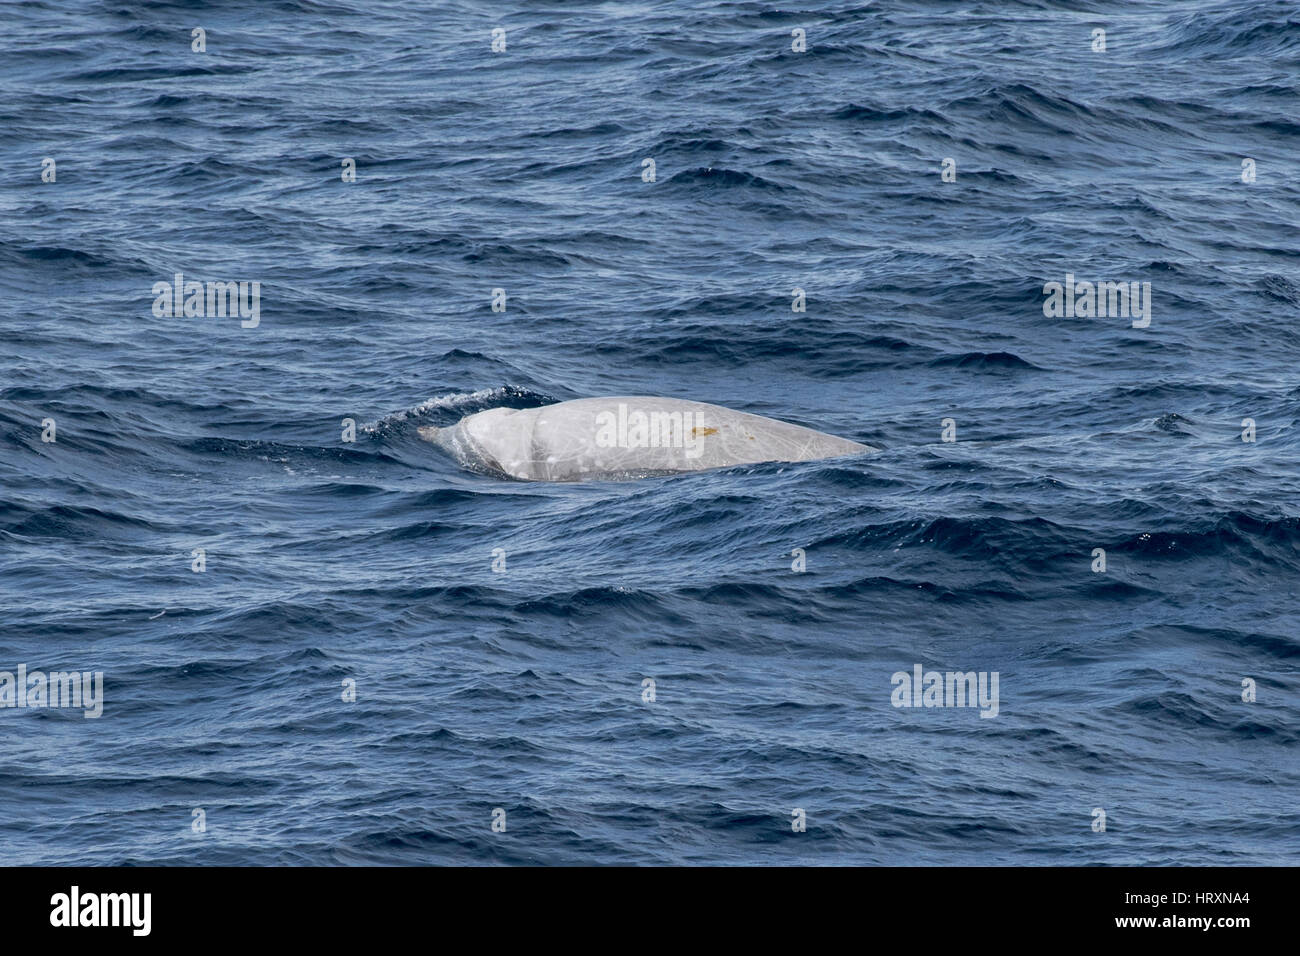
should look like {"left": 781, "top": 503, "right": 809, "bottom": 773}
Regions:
{"left": 417, "top": 396, "right": 875, "bottom": 481}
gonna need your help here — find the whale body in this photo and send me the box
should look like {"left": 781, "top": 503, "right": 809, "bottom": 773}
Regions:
{"left": 418, "top": 396, "right": 874, "bottom": 481}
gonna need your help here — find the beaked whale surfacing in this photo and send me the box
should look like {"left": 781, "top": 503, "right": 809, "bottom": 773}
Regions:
{"left": 418, "top": 396, "right": 875, "bottom": 481}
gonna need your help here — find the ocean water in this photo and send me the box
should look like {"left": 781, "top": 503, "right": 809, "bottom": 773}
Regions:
{"left": 1, "top": 0, "right": 1297, "bottom": 865}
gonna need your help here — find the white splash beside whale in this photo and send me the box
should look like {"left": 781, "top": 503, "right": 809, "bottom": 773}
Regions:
{"left": 417, "top": 396, "right": 875, "bottom": 481}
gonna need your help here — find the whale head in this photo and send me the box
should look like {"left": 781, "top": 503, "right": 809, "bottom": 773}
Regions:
{"left": 417, "top": 408, "right": 540, "bottom": 478}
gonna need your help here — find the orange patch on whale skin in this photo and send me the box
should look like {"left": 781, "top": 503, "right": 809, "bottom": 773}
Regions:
{"left": 692, "top": 426, "right": 719, "bottom": 437}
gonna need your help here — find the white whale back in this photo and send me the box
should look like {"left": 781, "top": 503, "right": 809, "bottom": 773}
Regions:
{"left": 419, "top": 396, "right": 874, "bottom": 481}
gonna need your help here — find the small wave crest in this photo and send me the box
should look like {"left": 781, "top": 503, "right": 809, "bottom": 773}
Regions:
{"left": 360, "top": 385, "right": 556, "bottom": 437}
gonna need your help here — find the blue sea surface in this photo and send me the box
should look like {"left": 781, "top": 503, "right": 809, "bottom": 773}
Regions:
{"left": 1, "top": 0, "right": 1297, "bottom": 865}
